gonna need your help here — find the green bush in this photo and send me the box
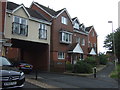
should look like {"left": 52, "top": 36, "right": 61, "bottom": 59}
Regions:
{"left": 97, "top": 53, "right": 108, "bottom": 65}
{"left": 66, "top": 61, "right": 73, "bottom": 71}
{"left": 73, "top": 61, "right": 93, "bottom": 73}
{"left": 84, "top": 56, "right": 98, "bottom": 67}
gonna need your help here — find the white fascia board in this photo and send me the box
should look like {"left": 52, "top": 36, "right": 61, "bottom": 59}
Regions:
{"left": 12, "top": 4, "right": 30, "bottom": 18}
{"left": 55, "top": 9, "right": 73, "bottom": 24}
{"left": 55, "top": 9, "right": 65, "bottom": 18}
{"left": 33, "top": 2, "right": 54, "bottom": 18}
{"left": 29, "top": 17, "right": 51, "bottom": 25}
{"left": 89, "top": 26, "right": 98, "bottom": 36}
{"left": 73, "top": 30, "right": 88, "bottom": 36}
{"left": 74, "top": 17, "right": 81, "bottom": 24}
{"left": 6, "top": 9, "right": 12, "bottom": 13}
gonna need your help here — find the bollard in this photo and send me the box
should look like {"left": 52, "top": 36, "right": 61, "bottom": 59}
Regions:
{"left": 93, "top": 67, "right": 97, "bottom": 78}
{"left": 35, "top": 69, "right": 38, "bottom": 80}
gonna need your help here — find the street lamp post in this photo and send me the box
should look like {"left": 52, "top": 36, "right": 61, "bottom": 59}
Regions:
{"left": 108, "top": 21, "right": 117, "bottom": 68}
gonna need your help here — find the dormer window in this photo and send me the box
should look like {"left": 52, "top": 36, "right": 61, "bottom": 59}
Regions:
{"left": 74, "top": 23, "right": 79, "bottom": 29}
{"left": 61, "top": 16, "right": 67, "bottom": 25}
{"left": 12, "top": 16, "right": 28, "bottom": 36}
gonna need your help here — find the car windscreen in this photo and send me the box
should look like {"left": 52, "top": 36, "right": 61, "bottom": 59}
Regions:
{"left": 0, "top": 57, "right": 11, "bottom": 66}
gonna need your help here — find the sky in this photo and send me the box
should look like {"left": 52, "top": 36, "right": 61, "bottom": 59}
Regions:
{"left": 7, "top": 0, "right": 120, "bottom": 53}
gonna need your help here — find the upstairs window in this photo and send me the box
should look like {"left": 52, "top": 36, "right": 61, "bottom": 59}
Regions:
{"left": 81, "top": 38, "right": 85, "bottom": 46}
{"left": 39, "top": 24, "right": 47, "bottom": 39}
{"left": 76, "top": 37, "right": 80, "bottom": 43}
{"left": 60, "top": 31, "right": 72, "bottom": 44}
{"left": 92, "top": 31, "right": 95, "bottom": 37}
{"left": 74, "top": 23, "right": 79, "bottom": 29}
{"left": 61, "top": 16, "right": 67, "bottom": 25}
{"left": 58, "top": 52, "right": 65, "bottom": 59}
{"left": 12, "top": 16, "right": 28, "bottom": 36}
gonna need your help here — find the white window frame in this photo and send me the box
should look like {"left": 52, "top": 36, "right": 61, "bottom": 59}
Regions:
{"left": 58, "top": 52, "right": 65, "bottom": 59}
{"left": 61, "top": 16, "right": 67, "bottom": 25}
{"left": 39, "top": 23, "right": 47, "bottom": 39}
{"left": 81, "top": 38, "right": 85, "bottom": 46}
{"left": 92, "top": 31, "right": 95, "bottom": 37}
{"left": 13, "top": 16, "right": 28, "bottom": 36}
{"left": 94, "top": 43, "right": 96, "bottom": 47}
{"left": 60, "top": 31, "right": 72, "bottom": 44}
{"left": 74, "top": 23, "right": 79, "bottom": 29}
{"left": 76, "top": 37, "right": 80, "bottom": 43}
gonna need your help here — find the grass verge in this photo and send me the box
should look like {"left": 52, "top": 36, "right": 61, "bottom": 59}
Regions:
{"left": 110, "top": 64, "right": 120, "bottom": 79}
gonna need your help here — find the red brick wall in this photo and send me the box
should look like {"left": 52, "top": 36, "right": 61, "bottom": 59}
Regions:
{"left": 6, "top": 48, "right": 20, "bottom": 60}
{"left": 73, "top": 32, "right": 88, "bottom": 58}
{"left": 30, "top": 4, "right": 52, "bottom": 21}
{"left": 88, "top": 28, "right": 98, "bottom": 53}
{"left": 51, "top": 11, "right": 73, "bottom": 61}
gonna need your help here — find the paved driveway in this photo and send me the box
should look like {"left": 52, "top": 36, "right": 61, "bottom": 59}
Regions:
{"left": 25, "top": 62, "right": 119, "bottom": 88}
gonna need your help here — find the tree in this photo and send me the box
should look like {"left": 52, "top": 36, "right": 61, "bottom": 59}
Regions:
{"left": 114, "top": 28, "right": 120, "bottom": 63}
{"left": 103, "top": 33, "right": 113, "bottom": 52}
{"left": 104, "top": 27, "right": 120, "bottom": 63}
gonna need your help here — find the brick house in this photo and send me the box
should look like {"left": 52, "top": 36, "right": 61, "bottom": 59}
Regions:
{"left": 86, "top": 26, "right": 97, "bottom": 56}
{"left": 30, "top": 2, "right": 74, "bottom": 72}
{"left": 30, "top": 2, "right": 98, "bottom": 72}
{"left": 2, "top": 1, "right": 51, "bottom": 71}
{"left": 70, "top": 17, "right": 88, "bottom": 64}
{"left": 1, "top": 1, "right": 98, "bottom": 72}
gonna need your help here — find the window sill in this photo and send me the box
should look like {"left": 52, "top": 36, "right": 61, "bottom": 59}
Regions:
{"left": 60, "top": 41, "right": 71, "bottom": 44}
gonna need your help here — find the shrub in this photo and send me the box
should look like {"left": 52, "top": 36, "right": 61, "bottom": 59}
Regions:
{"left": 66, "top": 61, "right": 73, "bottom": 71}
{"left": 73, "top": 61, "right": 93, "bottom": 73}
{"left": 97, "top": 53, "right": 108, "bottom": 65}
{"left": 84, "top": 56, "right": 98, "bottom": 67}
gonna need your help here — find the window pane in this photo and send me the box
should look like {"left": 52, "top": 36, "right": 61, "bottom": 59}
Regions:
{"left": 58, "top": 52, "right": 64, "bottom": 59}
{"left": 20, "top": 25, "right": 27, "bottom": 35}
{"left": 14, "top": 16, "right": 19, "bottom": 23}
{"left": 61, "top": 16, "right": 67, "bottom": 25}
{"left": 13, "top": 23, "right": 20, "bottom": 34}
{"left": 39, "top": 24, "right": 47, "bottom": 39}
{"left": 21, "top": 18, "right": 27, "bottom": 25}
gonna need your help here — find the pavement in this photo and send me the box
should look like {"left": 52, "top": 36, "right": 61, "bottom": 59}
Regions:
{"left": 25, "top": 62, "right": 119, "bottom": 88}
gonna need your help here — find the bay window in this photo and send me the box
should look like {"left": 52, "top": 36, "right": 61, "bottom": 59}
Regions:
{"left": 60, "top": 31, "right": 72, "bottom": 44}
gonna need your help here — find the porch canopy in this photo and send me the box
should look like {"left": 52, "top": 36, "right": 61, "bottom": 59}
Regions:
{"left": 89, "top": 48, "right": 96, "bottom": 55}
{"left": 68, "top": 43, "right": 83, "bottom": 54}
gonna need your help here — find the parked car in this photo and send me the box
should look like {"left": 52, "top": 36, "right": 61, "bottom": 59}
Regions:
{"left": 0, "top": 57, "right": 25, "bottom": 89}
{"left": 14, "top": 61, "right": 33, "bottom": 74}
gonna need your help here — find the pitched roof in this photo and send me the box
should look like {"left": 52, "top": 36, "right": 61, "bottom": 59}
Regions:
{"left": 26, "top": 8, "right": 48, "bottom": 21}
{"left": 7, "top": 1, "right": 49, "bottom": 22}
{"left": 72, "top": 17, "right": 77, "bottom": 21}
{"left": 34, "top": 2, "right": 66, "bottom": 17}
{"left": 7, "top": 1, "right": 19, "bottom": 10}
{"left": 68, "top": 43, "right": 83, "bottom": 54}
{"left": 34, "top": 2, "right": 56, "bottom": 16}
{"left": 85, "top": 26, "right": 93, "bottom": 32}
